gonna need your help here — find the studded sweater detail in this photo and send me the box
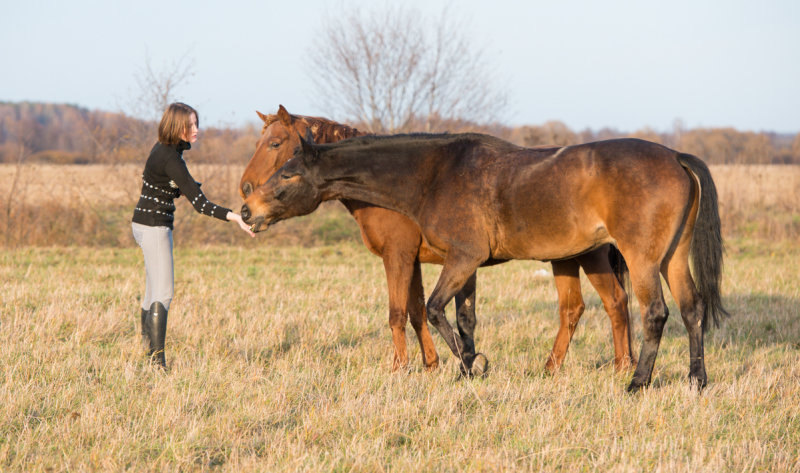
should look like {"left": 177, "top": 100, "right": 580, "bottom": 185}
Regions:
{"left": 131, "top": 141, "right": 231, "bottom": 229}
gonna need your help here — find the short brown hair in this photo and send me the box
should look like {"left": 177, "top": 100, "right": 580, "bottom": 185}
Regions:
{"left": 158, "top": 102, "right": 199, "bottom": 144}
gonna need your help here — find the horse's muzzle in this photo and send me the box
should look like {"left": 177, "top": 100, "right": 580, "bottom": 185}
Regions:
{"left": 249, "top": 217, "right": 267, "bottom": 233}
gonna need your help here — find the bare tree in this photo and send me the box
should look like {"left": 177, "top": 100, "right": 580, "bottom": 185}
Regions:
{"left": 118, "top": 50, "right": 196, "bottom": 154}
{"left": 129, "top": 50, "right": 196, "bottom": 122}
{"left": 308, "top": 5, "right": 507, "bottom": 133}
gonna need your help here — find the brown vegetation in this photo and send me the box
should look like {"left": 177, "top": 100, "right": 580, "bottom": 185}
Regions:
{"left": 1, "top": 100, "right": 796, "bottom": 248}
{"left": 2, "top": 102, "right": 799, "bottom": 166}
{"left": 0, "top": 102, "right": 259, "bottom": 165}
{"left": 0, "top": 162, "right": 797, "bottom": 248}
{"left": 512, "top": 120, "right": 799, "bottom": 165}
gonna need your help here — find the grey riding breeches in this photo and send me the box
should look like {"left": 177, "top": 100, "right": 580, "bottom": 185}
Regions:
{"left": 131, "top": 222, "right": 174, "bottom": 311}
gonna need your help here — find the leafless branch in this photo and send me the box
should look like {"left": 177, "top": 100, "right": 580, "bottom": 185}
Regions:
{"left": 308, "top": 5, "right": 507, "bottom": 133}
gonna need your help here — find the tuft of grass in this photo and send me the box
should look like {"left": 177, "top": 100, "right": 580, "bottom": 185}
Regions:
{"left": 1, "top": 242, "right": 799, "bottom": 471}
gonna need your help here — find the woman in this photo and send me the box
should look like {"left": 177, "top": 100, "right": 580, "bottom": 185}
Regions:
{"left": 131, "top": 102, "right": 254, "bottom": 368}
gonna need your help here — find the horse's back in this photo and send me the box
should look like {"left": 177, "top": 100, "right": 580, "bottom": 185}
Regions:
{"left": 569, "top": 139, "right": 696, "bottom": 259}
{"left": 480, "top": 138, "right": 694, "bottom": 260}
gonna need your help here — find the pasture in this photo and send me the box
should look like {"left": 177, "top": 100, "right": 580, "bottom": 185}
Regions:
{"left": 1, "top": 163, "right": 799, "bottom": 471}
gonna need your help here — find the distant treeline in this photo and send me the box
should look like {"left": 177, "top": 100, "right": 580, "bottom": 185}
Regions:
{"left": 1, "top": 101, "right": 798, "bottom": 165}
{"left": 0, "top": 102, "right": 260, "bottom": 165}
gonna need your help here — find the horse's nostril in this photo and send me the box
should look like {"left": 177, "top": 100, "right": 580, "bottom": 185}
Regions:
{"left": 241, "top": 204, "right": 250, "bottom": 221}
{"left": 242, "top": 181, "right": 253, "bottom": 197}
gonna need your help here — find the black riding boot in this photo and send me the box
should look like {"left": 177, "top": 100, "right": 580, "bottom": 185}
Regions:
{"left": 143, "top": 301, "right": 168, "bottom": 369}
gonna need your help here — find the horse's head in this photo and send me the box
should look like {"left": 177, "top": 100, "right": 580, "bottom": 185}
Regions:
{"left": 240, "top": 136, "right": 324, "bottom": 233}
{"left": 239, "top": 104, "right": 311, "bottom": 200}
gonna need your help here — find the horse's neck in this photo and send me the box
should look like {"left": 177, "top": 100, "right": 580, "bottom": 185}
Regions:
{"left": 305, "top": 120, "right": 371, "bottom": 216}
{"left": 318, "top": 146, "right": 426, "bottom": 220}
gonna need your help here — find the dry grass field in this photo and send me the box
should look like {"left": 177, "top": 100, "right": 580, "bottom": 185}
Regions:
{"left": 2, "top": 243, "right": 799, "bottom": 471}
{"left": 1, "top": 162, "right": 799, "bottom": 471}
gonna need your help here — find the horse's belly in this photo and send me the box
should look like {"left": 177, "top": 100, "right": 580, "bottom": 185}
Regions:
{"left": 492, "top": 223, "right": 613, "bottom": 261}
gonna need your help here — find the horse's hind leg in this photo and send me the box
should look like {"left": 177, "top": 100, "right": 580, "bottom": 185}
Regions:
{"left": 547, "top": 259, "right": 585, "bottom": 373}
{"left": 662, "top": 253, "right": 706, "bottom": 388}
{"left": 662, "top": 213, "right": 707, "bottom": 388}
{"left": 408, "top": 259, "right": 439, "bottom": 370}
{"left": 626, "top": 262, "right": 670, "bottom": 392}
{"left": 577, "top": 247, "right": 636, "bottom": 372}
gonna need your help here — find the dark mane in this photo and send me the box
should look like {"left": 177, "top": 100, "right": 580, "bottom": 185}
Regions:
{"left": 301, "top": 116, "right": 365, "bottom": 142}
{"left": 318, "top": 132, "right": 522, "bottom": 153}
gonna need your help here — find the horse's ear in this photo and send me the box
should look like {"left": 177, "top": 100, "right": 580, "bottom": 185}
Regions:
{"left": 256, "top": 110, "right": 269, "bottom": 123}
{"left": 303, "top": 127, "right": 314, "bottom": 144}
{"left": 277, "top": 104, "right": 292, "bottom": 126}
{"left": 297, "top": 132, "right": 319, "bottom": 164}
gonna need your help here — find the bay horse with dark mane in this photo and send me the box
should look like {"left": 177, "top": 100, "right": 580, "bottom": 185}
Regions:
{"left": 241, "top": 132, "right": 729, "bottom": 391}
{"left": 240, "top": 106, "right": 635, "bottom": 376}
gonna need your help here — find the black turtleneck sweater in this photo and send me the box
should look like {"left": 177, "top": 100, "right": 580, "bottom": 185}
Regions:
{"left": 132, "top": 141, "right": 231, "bottom": 229}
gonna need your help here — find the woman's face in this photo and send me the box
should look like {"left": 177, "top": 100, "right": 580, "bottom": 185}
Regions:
{"left": 182, "top": 113, "right": 199, "bottom": 143}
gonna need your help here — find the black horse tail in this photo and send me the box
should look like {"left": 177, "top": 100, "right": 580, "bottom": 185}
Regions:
{"left": 608, "top": 244, "right": 628, "bottom": 289}
{"left": 677, "top": 153, "right": 730, "bottom": 331}
{"left": 608, "top": 243, "right": 632, "bottom": 319}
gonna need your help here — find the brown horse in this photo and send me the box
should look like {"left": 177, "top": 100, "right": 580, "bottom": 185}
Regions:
{"left": 241, "top": 132, "right": 729, "bottom": 392}
{"left": 240, "top": 106, "right": 634, "bottom": 376}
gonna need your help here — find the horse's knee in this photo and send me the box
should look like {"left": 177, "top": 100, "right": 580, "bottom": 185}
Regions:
{"left": 426, "top": 303, "right": 441, "bottom": 321}
{"left": 426, "top": 303, "right": 447, "bottom": 327}
{"left": 389, "top": 308, "right": 408, "bottom": 328}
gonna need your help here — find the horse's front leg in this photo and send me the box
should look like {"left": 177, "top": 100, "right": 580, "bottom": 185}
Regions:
{"left": 454, "top": 271, "right": 488, "bottom": 376}
{"left": 426, "top": 252, "right": 485, "bottom": 376}
{"left": 381, "top": 249, "right": 416, "bottom": 371}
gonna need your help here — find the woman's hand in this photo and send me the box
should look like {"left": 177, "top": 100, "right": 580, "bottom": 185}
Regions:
{"left": 227, "top": 212, "right": 256, "bottom": 237}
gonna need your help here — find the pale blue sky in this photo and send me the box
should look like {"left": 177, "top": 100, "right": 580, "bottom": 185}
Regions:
{"left": 2, "top": 0, "right": 798, "bottom": 133}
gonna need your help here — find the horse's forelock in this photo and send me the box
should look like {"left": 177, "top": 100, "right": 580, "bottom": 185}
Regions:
{"left": 261, "top": 115, "right": 279, "bottom": 133}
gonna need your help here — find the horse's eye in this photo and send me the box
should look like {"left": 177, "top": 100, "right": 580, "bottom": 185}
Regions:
{"left": 270, "top": 142, "right": 281, "bottom": 149}
{"left": 281, "top": 173, "right": 292, "bottom": 180}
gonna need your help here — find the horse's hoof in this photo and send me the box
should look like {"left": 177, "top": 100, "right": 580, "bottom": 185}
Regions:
{"left": 469, "top": 353, "right": 490, "bottom": 378}
{"left": 424, "top": 359, "right": 439, "bottom": 372}
{"left": 688, "top": 373, "right": 707, "bottom": 391}
{"left": 626, "top": 381, "right": 643, "bottom": 393}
